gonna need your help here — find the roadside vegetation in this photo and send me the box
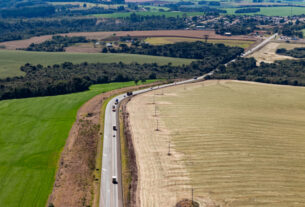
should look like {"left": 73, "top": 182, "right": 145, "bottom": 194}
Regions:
{"left": 0, "top": 81, "right": 149, "bottom": 207}
{"left": 212, "top": 57, "right": 305, "bottom": 86}
{"left": 0, "top": 59, "right": 213, "bottom": 100}
{"left": 104, "top": 41, "right": 243, "bottom": 60}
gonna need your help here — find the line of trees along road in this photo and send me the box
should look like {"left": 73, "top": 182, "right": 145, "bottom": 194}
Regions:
{"left": 0, "top": 61, "right": 213, "bottom": 100}
{"left": 105, "top": 41, "right": 244, "bottom": 61}
{"left": 212, "top": 57, "right": 305, "bottom": 86}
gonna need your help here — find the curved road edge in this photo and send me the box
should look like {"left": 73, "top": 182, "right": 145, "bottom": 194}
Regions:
{"left": 99, "top": 32, "right": 277, "bottom": 207}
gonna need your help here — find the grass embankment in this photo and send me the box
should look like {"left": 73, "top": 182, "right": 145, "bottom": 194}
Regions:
{"left": 145, "top": 37, "right": 255, "bottom": 48}
{"left": 0, "top": 81, "right": 154, "bottom": 207}
{"left": 225, "top": 6, "right": 305, "bottom": 16}
{"left": 0, "top": 50, "right": 193, "bottom": 78}
{"left": 155, "top": 80, "right": 305, "bottom": 206}
{"left": 119, "top": 100, "right": 132, "bottom": 207}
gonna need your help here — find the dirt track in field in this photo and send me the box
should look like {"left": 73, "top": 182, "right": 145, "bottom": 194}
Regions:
{"left": 0, "top": 30, "right": 257, "bottom": 50}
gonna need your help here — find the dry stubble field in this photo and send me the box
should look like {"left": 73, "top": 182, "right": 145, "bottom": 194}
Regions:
{"left": 127, "top": 80, "right": 305, "bottom": 206}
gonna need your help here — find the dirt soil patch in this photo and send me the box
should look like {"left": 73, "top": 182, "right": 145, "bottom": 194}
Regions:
{"left": 47, "top": 81, "right": 162, "bottom": 207}
{"left": 0, "top": 30, "right": 257, "bottom": 50}
{"left": 249, "top": 42, "right": 305, "bottom": 64}
{"left": 65, "top": 43, "right": 103, "bottom": 53}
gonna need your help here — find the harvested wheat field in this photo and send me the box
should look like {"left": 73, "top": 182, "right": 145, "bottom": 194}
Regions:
{"left": 127, "top": 80, "right": 305, "bottom": 207}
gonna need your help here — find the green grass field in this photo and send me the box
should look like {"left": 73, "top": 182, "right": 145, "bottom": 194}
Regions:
{"left": 155, "top": 80, "right": 305, "bottom": 206}
{"left": 145, "top": 37, "right": 255, "bottom": 48}
{"left": 0, "top": 80, "right": 154, "bottom": 207}
{"left": 91, "top": 11, "right": 204, "bottom": 18}
{"left": 0, "top": 50, "right": 194, "bottom": 78}
{"left": 225, "top": 6, "right": 305, "bottom": 16}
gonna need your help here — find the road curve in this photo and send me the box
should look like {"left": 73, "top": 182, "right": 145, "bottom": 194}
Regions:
{"left": 99, "top": 33, "right": 276, "bottom": 207}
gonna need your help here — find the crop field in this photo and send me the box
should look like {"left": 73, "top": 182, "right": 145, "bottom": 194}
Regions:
{"left": 127, "top": 80, "right": 305, "bottom": 206}
{"left": 50, "top": 2, "right": 125, "bottom": 9}
{"left": 145, "top": 37, "right": 255, "bottom": 48}
{"left": 0, "top": 80, "right": 155, "bottom": 207}
{"left": 0, "top": 50, "right": 193, "bottom": 78}
{"left": 0, "top": 30, "right": 257, "bottom": 50}
{"left": 225, "top": 7, "right": 305, "bottom": 16}
{"left": 249, "top": 42, "right": 305, "bottom": 63}
{"left": 91, "top": 11, "right": 204, "bottom": 18}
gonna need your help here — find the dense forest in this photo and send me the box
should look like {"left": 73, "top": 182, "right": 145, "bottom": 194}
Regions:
{"left": 212, "top": 58, "right": 305, "bottom": 86}
{"left": 276, "top": 47, "right": 305, "bottom": 58}
{"left": 105, "top": 41, "right": 244, "bottom": 62}
{"left": 280, "top": 21, "right": 304, "bottom": 38}
{"left": 235, "top": 8, "right": 260, "bottom": 13}
{"left": 23, "top": 36, "right": 89, "bottom": 52}
{"left": 0, "top": 5, "right": 56, "bottom": 18}
{"left": 0, "top": 15, "right": 186, "bottom": 42}
{"left": 0, "top": 61, "right": 214, "bottom": 100}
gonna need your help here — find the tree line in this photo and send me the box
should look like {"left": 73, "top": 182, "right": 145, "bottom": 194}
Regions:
{"left": 235, "top": 8, "right": 260, "bottom": 13}
{"left": 0, "top": 15, "right": 187, "bottom": 42}
{"left": 212, "top": 57, "right": 305, "bottom": 86}
{"left": 276, "top": 47, "right": 305, "bottom": 58}
{"left": 104, "top": 41, "right": 244, "bottom": 62}
{"left": 0, "top": 60, "right": 216, "bottom": 100}
{"left": 22, "top": 36, "right": 89, "bottom": 52}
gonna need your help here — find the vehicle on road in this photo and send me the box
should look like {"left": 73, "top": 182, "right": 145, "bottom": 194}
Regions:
{"left": 113, "top": 126, "right": 117, "bottom": 131}
{"left": 115, "top": 99, "right": 119, "bottom": 104}
{"left": 112, "top": 176, "right": 118, "bottom": 184}
{"left": 127, "top": 91, "right": 133, "bottom": 96}
{"left": 112, "top": 105, "right": 116, "bottom": 112}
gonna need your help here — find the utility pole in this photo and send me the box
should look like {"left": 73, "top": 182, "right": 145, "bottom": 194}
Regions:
{"left": 154, "top": 104, "right": 157, "bottom": 117}
{"left": 168, "top": 139, "right": 171, "bottom": 156}
{"left": 155, "top": 119, "right": 159, "bottom": 131}
{"left": 204, "top": 34, "right": 209, "bottom": 43}
{"left": 191, "top": 188, "right": 194, "bottom": 207}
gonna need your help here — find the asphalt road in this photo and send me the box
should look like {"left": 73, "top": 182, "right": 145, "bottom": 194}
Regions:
{"left": 99, "top": 33, "right": 276, "bottom": 207}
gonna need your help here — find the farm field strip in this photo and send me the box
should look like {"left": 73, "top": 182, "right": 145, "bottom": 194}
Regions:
{"left": 127, "top": 80, "right": 305, "bottom": 206}
{"left": 0, "top": 50, "right": 193, "bottom": 78}
{"left": 90, "top": 11, "right": 204, "bottom": 18}
{"left": 0, "top": 30, "right": 257, "bottom": 50}
{"left": 0, "top": 81, "right": 153, "bottom": 207}
{"left": 225, "top": 6, "right": 305, "bottom": 16}
{"left": 144, "top": 37, "right": 255, "bottom": 48}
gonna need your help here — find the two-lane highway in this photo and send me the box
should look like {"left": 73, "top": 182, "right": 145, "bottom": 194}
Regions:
{"left": 99, "top": 33, "right": 277, "bottom": 207}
